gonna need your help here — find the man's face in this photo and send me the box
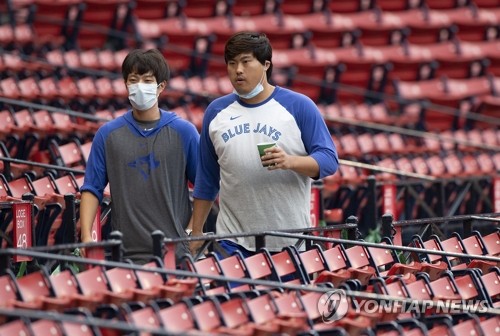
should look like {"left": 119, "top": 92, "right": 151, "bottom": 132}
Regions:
{"left": 227, "top": 53, "right": 267, "bottom": 95}
{"left": 126, "top": 71, "right": 157, "bottom": 87}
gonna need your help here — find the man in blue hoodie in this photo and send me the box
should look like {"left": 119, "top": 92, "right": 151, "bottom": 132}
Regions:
{"left": 80, "top": 49, "right": 199, "bottom": 263}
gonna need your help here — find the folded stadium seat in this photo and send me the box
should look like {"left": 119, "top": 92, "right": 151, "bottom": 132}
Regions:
{"left": 123, "top": 305, "right": 161, "bottom": 334}
{"left": 342, "top": 244, "right": 378, "bottom": 286}
{"left": 460, "top": 154, "right": 483, "bottom": 176}
{"left": 183, "top": 298, "right": 231, "bottom": 334}
{"left": 409, "top": 234, "right": 449, "bottom": 280}
{"left": 479, "top": 316, "right": 500, "bottom": 336}
{"left": 288, "top": 64, "right": 339, "bottom": 103}
{"left": 337, "top": 133, "right": 362, "bottom": 159}
{"left": 93, "top": 77, "right": 116, "bottom": 101}
{"left": 0, "top": 319, "right": 33, "bottom": 336}
{"left": 328, "top": 0, "right": 375, "bottom": 13}
{"left": 105, "top": 265, "right": 169, "bottom": 304}
{"left": 94, "top": 48, "right": 122, "bottom": 72}
{"left": 0, "top": 77, "right": 21, "bottom": 100}
{"left": 480, "top": 230, "right": 500, "bottom": 257}
{"left": 375, "top": 157, "right": 398, "bottom": 181}
{"left": 441, "top": 152, "right": 464, "bottom": 177}
{"left": 111, "top": 76, "right": 128, "bottom": 99}
{"left": 48, "top": 138, "right": 86, "bottom": 173}
{"left": 427, "top": 154, "right": 449, "bottom": 178}
{"left": 411, "top": 156, "right": 430, "bottom": 175}
{"left": 265, "top": 247, "right": 308, "bottom": 285}
{"left": 424, "top": 0, "right": 471, "bottom": 9}
{"left": 184, "top": 103, "right": 205, "bottom": 131}
{"left": 455, "top": 21, "right": 500, "bottom": 42}
{"left": 75, "top": 76, "right": 98, "bottom": 101}
{"left": 371, "top": 277, "right": 417, "bottom": 320}
{"left": 180, "top": 252, "right": 228, "bottom": 296}
{"left": 79, "top": 49, "right": 102, "bottom": 72}
{"left": 434, "top": 55, "right": 490, "bottom": 79}
{"left": 213, "top": 294, "right": 278, "bottom": 336}
{"left": 54, "top": 76, "right": 80, "bottom": 102}
{"left": 451, "top": 269, "right": 491, "bottom": 303}
{"left": 422, "top": 95, "right": 470, "bottom": 131}
{"left": 308, "top": 244, "right": 352, "bottom": 287}
{"left": 154, "top": 300, "right": 206, "bottom": 334}
{"left": 30, "top": 320, "right": 66, "bottom": 336}
{"left": 271, "top": 291, "right": 309, "bottom": 325}
{"left": 74, "top": 265, "right": 135, "bottom": 307}
{"left": 0, "top": 141, "right": 33, "bottom": 180}
{"left": 244, "top": 291, "right": 310, "bottom": 335}
{"left": 492, "top": 152, "right": 500, "bottom": 172}
{"left": 390, "top": 76, "right": 447, "bottom": 120}
{"left": 356, "top": 132, "right": 377, "bottom": 158}
{"left": 467, "top": 94, "right": 500, "bottom": 129}
{"left": 308, "top": 25, "right": 360, "bottom": 49}
{"left": 0, "top": 1, "right": 35, "bottom": 49}
{"left": 474, "top": 152, "right": 496, "bottom": 175}
{"left": 476, "top": 267, "right": 500, "bottom": 307}
{"left": 217, "top": 251, "right": 254, "bottom": 293}
{"left": 0, "top": 50, "right": 29, "bottom": 73}
{"left": 405, "top": 22, "right": 457, "bottom": 45}
{"left": 416, "top": 277, "right": 466, "bottom": 317}
{"left": 357, "top": 25, "right": 408, "bottom": 47}
{"left": 297, "top": 290, "right": 376, "bottom": 333}
{"left": 31, "top": 0, "right": 85, "bottom": 50}
{"left": 288, "top": 244, "right": 344, "bottom": 286}
{"left": 0, "top": 271, "right": 46, "bottom": 311}
{"left": 51, "top": 112, "right": 93, "bottom": 140}
{"left": 76, "top": 0, "right": 134, "bottom": 50}
{"left": 367, "top": 237, "right": 423, "bottom": 278}
{"left": 452, "top": 315, "right": 485, "bottom": 336}
{"left": 135, "top": 259, "right": 197, "bottom": 302}
{"left": 241, "top": 250, "right": 280, "bottom": 290}
{"left": 183, "top": 0, "right": 232, "bottom": 18}
{"left": 473, "top": 0, "right": 500, "bottom": 7}
{"left": 231, "top": 0, "right": 279, "bottom": 16}
{"left": 10, "top": 268, "right": 73, "bottom": 312}
{"left": 375, "top": 0, "right": 425, "bottom": 11}
{"left": 436, "top": 232, "right": 482, "bottom": 269}
{"left": 278, "top": 0, "right": 324, "bottom": 15}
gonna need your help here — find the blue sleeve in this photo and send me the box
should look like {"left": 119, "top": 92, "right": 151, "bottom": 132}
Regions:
{"left": 193, "top": 105, "right": 220, "bottom": 201}
{"left": 175, "top": 119, "right": 200, "bottom": 185}
{"left": 283, "top": 92, "right": 339, "bottom": 179}
{"left": 81, "top": 128, "right": 108, "bottom": 202}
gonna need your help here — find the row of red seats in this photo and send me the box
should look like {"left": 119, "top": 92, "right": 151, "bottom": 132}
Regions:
{"left": 0, "top": 227, "right": 497, "bottom": 335}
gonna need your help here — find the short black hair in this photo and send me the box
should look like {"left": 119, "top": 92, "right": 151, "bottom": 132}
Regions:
{"left": 121, "top": 49, "right": 170, "bottom": 83}
{"left": 224, "top": 31, "right": 273, "bottom": 80}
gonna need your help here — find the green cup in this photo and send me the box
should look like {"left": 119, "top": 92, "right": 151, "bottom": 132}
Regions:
{"left": 257, "top": 142, "right": 276, "bottom": 167}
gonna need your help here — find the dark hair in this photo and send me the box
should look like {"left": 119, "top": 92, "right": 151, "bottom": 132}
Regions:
{"left": 121, "top": 49, "right": 170, "bottom": 83}
{"left": 224, "top": 31, "right": 273, "bottom": 80}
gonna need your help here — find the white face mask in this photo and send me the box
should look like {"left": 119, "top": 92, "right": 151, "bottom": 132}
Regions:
{"left": 128, "top": 83, "right": 159, "bottom": 111}
{"left": 233, "top": 67, "right": 267, "bottom": 100}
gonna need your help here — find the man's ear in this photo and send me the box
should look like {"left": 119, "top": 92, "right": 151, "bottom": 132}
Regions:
{"left": 159, "top": 81, "right": 167, "bottom": 91}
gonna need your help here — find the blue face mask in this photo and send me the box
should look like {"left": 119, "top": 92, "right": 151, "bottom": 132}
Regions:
{"left": 233, "top": 68, "right": 266, "bottom": 100}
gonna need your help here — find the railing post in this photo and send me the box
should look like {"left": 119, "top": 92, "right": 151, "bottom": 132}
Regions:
{"left": 463, "top": 217, "right": 473, "bottom": 238}
{"left": 346, "top": 215, "right": 359, "bottom": 240}
{"left": 255, "top": 235, "right": 265, "bottom": 250}
{"left": 63, "top": 194, "right": 77, "bottom": 244}
{"left": 108, "top": 230, "right": 123, "bottom": 262}
{"left": 365, "top": 175, "right": 378, "bottom": 236}
{"left": 434, "top": 180, "right": 446, "bottom": 217}
{"left": 152, "top": 230, "right": 165, "bottom": 260}
{"left": 381, "top": 213, "right": 394, "bottom": 241}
